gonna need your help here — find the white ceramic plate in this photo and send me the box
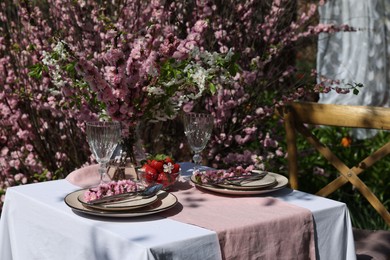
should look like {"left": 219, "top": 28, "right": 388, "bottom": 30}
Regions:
{"left": 77, "top": 192, "right": 158, "bottom": 211}
{"left": 191, "top": 172, "right": 288, "bottom": 195}
{"left": 65, "top": 190, "right": 177, "bottom": 217}
{"left": 216, "top": 173, "right": 277, "bottom": 190}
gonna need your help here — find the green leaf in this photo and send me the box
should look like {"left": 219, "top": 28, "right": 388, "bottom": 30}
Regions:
{"left": 153, "top": 154, "right": 171, "bottom": 161}
{"left": 227, "top": 57, "right": 240, "bottom": 76}
{"left": 353, "top": 88, "right": 359, "bottom": 95}
{"left": 64, "top": 62, "right": 77, "bottom": 78}
{"left": 209, "top": 82, "right": 217, "bottom": 95}
{"left": 28, "top": 64, "right": 44, "bottom": 79}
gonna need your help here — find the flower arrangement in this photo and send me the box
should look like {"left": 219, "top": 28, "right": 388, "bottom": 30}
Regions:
{"left": 38, "top": 38, "right": 239, "bottom": 163}
{"left": 83, "top": 179, "right": 137, "bottom": 202}
{"left": 142, "top": 47, "right": 239, "bottom": 121}
{"left": 40, "top": 40, "right": 238, "bottom": 123}
{"left": 140, "top": 155, "right": 180, "bottom": 188}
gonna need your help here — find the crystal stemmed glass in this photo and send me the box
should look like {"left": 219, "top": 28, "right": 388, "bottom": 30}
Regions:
{"left": 86, "top": 121, "right": 121, "bottom": 183}
{"left": 182, "top": 112, "right": 214, "bottom": 170}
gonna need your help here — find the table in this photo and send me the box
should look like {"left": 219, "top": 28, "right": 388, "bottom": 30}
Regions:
{"left": 0, "top": 163, "right": 356, "bottom": 260}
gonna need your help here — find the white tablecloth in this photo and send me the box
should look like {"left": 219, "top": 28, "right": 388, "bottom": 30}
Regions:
{"left": 0, "top": 163, "right": 356, "bottom": 260}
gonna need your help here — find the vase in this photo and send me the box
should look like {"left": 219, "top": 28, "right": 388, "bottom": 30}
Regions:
{"left": 108, "top": 122, "right": 147, "bottom": 181}
{"left": 125, "top": 122, "right": 148, "bottom": 164}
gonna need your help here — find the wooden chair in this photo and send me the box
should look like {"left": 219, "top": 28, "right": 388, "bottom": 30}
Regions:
{"left": 276, "top": 101, "right": 390, "bottom": 226}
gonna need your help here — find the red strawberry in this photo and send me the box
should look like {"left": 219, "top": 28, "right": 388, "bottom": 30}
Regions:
{"left": 164, "top": 156, "right": 174, "bottom": 164}
{"left": 172, "top": 163, "right": 180, "bottom": 174}
{"left": 146, "top": 173, "right": 155, "bottom": 183}
{"left": 150, "top": 160, "right": 164, "bottom": 173}
{"left": 157, "top": 172, "right": 171, "bottom": 187}
{"left": 171, "top": 172, "right": 179, "bottom": 180}
{"left": 141, "top": 164, "right": 158, "bottom": 182}
{"left": 142, "top": 164, "right": 157, "bottom": 174}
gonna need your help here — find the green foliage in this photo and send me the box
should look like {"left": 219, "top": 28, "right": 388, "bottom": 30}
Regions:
{"left": 28, "top": 63, "right": 46, "bottom": 79}
{"left": 144, "top": 48, "right": 240, "bottom": 120}
{"left": 347, "top": 82, "right": 364, "bottom": 95}
{"left": 32, "top": 168, "right": 64, "bottom": 183}
{"left": 148, "top": 154, "right": 173, "bottom": 161}
{"left": 288, "top": 126, "right": 390, "bottom": 230}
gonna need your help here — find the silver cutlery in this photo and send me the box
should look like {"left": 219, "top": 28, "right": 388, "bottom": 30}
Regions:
{"left": 227, "top": 172, "right": 268, "bottom": 186}
{"left": 87, "top": 183, "right": 163, "bottom": 205}
{"left": 208, "top": 171, "right": 267, "bottom": 186}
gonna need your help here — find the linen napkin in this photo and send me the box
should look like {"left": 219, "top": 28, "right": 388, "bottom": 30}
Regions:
{"left": 161, "top": 178, "right": 316, "bottom": 260}
{"left": 65, "top": 164, "right": 100, "bottom": 188}
{"left": 65, "top": 164, "right": 138, "bottom": 188}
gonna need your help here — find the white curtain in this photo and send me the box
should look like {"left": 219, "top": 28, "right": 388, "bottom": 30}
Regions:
{"left": 317, "top": 0, "right": 390, "bottom": 138}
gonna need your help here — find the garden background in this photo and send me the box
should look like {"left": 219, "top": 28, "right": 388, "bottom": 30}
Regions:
{"left": 0, "top": 0, "right": 389, "bottom": 230}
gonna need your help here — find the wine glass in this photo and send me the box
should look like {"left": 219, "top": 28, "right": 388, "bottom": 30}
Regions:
{"left": 182, "top": 112, "right": 214, "bottom": 170}
{"left": 86, "top": 121, "right": 121, "bottom": 183}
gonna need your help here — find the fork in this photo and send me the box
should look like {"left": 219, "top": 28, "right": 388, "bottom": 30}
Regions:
{"left": 86, "top": 183, "right": 163, "bottom": 205}
{"left": 208, "top": 171, "right": 267, "bottom": 185}
{"left": 227, "top": 172, "right": 267, "bottom": 185}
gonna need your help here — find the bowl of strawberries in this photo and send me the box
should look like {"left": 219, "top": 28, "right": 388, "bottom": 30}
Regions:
{"left": 138, "top": 154, "right": 181, "bottom": 189}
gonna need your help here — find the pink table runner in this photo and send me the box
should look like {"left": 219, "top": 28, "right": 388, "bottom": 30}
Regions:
{"left": 161, "top": 178, "right": 316, "bottom": 260}
{"left": 66, "top": 166, "right": 316, "bottom": 260}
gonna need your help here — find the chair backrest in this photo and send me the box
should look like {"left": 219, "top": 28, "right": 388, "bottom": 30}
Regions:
{"left": 276, "top": 101, "right": 390, "bottom": 226}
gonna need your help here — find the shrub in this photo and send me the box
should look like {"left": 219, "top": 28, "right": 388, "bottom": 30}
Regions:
{"left": 287, "top": 125, "right": 390, "bottom": 230}
{"left": 0, "top": 0, "right": 354, "bottom": 215}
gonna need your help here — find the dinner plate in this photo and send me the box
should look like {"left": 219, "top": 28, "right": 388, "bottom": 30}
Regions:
{"left": 77, "top": 192, "right": 158, "bottom": 211}
{"left": 64, "top": 190, "right": 177, "bottom": 217}
{"left": 191, "top": 172, "right": 288, "bottom": 195}
{"left": 216, "top": 173, "right": 277, "bottom": 190}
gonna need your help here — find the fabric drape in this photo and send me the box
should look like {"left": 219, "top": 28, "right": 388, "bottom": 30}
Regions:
{"left": 317, "top": 0, "right": 390, "bottom": 138}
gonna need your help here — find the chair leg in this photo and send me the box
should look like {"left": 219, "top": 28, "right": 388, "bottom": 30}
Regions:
{"left": 317, "top": 142, "right": 390, "bottom": 197}
{"left": 284, "top": 108, "right": 299, "bottom": 189}
{"left": 295, "top": 123, "right": 390, "bottom": 226}
{"left": 347, "top": 173, "right": 390, "bottom": 226}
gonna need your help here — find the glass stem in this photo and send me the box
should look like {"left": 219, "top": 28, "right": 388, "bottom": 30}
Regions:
{"left": 193, "top": 152, "right": 202, "bottom": 170}
{"left": 98, "top": 162, "right": 107, "bottom": 183}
